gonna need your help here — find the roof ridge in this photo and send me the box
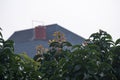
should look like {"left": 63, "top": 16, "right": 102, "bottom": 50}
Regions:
{"left": 46, "top": 23, "right": 58, "bottom": 27}
{"left": 14, "top": 28, "right": 33, "bottom": 33}
{"left": 55, "top": 24, "right": 86, "bottom": 40}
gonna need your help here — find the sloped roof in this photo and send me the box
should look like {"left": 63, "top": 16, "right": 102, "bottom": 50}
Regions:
{"left": 9, "top": 24, "right": 85, "bottom": 57}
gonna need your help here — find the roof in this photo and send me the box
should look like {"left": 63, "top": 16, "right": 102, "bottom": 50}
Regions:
{"left": 9, "top": 24, "right": 85, "bottom": 57}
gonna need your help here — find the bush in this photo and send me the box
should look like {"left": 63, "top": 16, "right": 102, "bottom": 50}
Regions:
{"left": 0, "top": 30, "right": 41, "bottom": 80}
{"left": 35, "top": 30, "right": 120, "bottom": 80}
{"left": 1, "top": 29, "right": 120, "bottom": 80}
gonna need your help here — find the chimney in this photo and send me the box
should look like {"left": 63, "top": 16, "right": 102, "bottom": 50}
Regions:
{"left": 34, "top": 25, "right": 46, "bottom": 40}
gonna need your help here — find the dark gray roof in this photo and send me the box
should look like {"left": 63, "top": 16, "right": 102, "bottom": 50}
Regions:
{"left": 9, "top": 24, "right": 85, "bottom": 57}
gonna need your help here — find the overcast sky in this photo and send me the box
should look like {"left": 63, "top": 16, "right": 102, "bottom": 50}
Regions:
{"left": 0, "top": 0, "right": 120, "bottom": 41}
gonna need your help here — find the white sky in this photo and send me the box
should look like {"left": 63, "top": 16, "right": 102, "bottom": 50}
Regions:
{"left": 0, "top": 0, "right": 120, "bottom": 41}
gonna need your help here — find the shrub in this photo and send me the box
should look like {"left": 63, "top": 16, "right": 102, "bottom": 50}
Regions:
{"left": 0, "top": 29, "right": 41, "bottom": 80}
{"left": 35, "top": 30, "right": 120, "bottom": 80}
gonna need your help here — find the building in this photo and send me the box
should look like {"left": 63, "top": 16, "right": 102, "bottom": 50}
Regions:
{"left": 9, "top": 24, "right": 85, "bottom": 57}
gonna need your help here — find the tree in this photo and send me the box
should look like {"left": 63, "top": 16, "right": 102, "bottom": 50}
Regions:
{"left": 112, "top": 38, "right": 120, "bottom": 79}
{"left": 35, "top": 30, "right": 119, "bottom": 80}
{"left": 0, "top": 29, "right": 41, "bottom": 80}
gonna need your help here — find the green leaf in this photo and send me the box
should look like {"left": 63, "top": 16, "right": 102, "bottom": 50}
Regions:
{"left": 61, "top": 41, "right": 72, "bottom": 47}
{"left": 18, "top": 53, "right": 40, "bottom": 70}
{"left": 72, "top": 45, "right": 82, "bottom": 48}
{"left": 0, "top": 28, "right": 3, "bottom": 38}
{"left": 0, "top": 38, "right": 4, "bottom": 43}
{"left": 106, "top": 34, "right": 112, "bottom": 40}
{"left": 115, "top": 38, "right": 120, "bottom": 45}
{"left": 89, "top": 33, "right": 99, "bottom": 39}
{"left": 49, "top": 42, "right": 59, "bottom": 47}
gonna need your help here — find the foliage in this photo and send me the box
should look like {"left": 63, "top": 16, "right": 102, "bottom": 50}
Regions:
{"left": 112, "top": 38, "right": 120, "bottom": 79}
{"left": 0, "top": 30, "right": 41, "bottom": 80}
{"left": 1, "top": 28, "right": 120, "bottom": 80}
{"left": 48, "top": 31, "right": 66, "bottom": 44}
{"left": 34, "top": 30, "right": 120, "bottom": 80}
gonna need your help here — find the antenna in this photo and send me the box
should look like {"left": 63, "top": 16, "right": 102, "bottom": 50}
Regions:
{"left": 32, "top": 20, "right": 44, "bottom": 27}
